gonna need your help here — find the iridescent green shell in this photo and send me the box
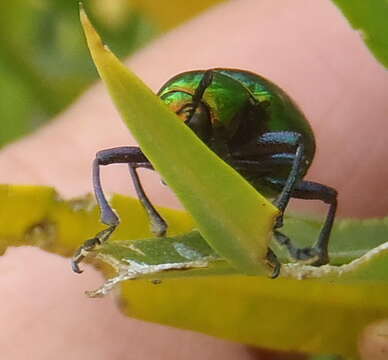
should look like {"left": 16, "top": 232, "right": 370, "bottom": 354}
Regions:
{"left": 158, "top": 68, "right": 315, "bottom": 170}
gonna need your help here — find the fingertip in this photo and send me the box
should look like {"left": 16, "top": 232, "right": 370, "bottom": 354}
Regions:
{"left": 358, "top": 319, "right": 388, "bottom": 360}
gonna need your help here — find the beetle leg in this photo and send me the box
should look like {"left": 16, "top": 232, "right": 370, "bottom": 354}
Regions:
{"left": 178, "top": 70, "right": 214, "bottom": 119}
{"left": 273, "top": 143, "right": 304, "bottom": 222}
{"left": 266, "top": 247, "right": 281, "bottom": 278}
{"left": 128, "top": 165, "right": 167, "bottom": 236}
{"left": 241, "top": 131, "right": 336, "bottom": 266}
{"left": 256, "top": 131, "right": 306, "bottom": 228}
{"left": 191, "top": 69, "right": 214, "bottom": 110}
{"left": 94, "top": 147, "right": 167, "bottom": 236}
{"left": 271, "top": 180, "right": 337, "bottom": 265}
{"left": 72, "top": 146, "right": 167, "bottom": 273}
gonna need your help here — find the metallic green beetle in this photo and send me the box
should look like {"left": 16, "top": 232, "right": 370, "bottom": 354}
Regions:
{"left": 72, "top": 68, "right": 338, "bottom": 276}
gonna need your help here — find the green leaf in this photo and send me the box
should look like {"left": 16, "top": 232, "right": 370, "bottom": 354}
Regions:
{"left": 332, "top": 0, "right": 388, "bottom": 68}
{"left": 89, "top": 212, "right": 388, "bottom": 297}
{"left": 79, "top": 7, "right": 280, "bottom": 275}
{"left": 2, "top": 185, "right": 388, "bottom": 357}
{"left": 113, "top": 232, "right": 388, "bottom": 358}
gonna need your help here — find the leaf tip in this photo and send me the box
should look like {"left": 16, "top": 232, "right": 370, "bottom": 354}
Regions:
{"left": 79, "top": 3, "right": 105, "bottom": 53}
{"left": 79, "top": 2, "right": 87, "bottom": 24}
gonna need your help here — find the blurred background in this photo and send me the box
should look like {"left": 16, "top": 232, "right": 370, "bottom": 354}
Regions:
{"left": 0, "top": 0, "right": 224, "bottom": 148}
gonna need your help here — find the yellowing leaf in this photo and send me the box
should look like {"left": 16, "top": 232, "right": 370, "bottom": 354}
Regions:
{"left": 2, "top": 185, "right": 388, "bottom": 357}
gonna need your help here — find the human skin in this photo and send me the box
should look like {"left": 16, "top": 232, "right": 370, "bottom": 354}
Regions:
{"left": 0, "top": 0, "right": 387, "bottom": 359}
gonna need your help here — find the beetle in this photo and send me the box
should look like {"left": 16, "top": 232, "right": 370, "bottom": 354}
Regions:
{"left": 71, "top": 68, "right": 338, "bottom": 276}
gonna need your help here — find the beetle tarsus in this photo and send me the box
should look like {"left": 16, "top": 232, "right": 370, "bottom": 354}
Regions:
{"left": 150, "top": 217, "right": 168, "bottom": 237}
{"left": 71, "top": 226, "right": 116, "bottom": 274}
{"left": 266, "top": 248, "right": 281, "bottom": 278}
{"left": 71, "top": 256, "right": 84, "bottom": 274}
{"left": 274, "top": 230, "right": 330, "bottom": 265}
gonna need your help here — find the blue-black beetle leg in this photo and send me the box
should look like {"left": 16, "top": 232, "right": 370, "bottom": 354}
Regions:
{"left": 128, "top": 165, "right": 167, "bottom": 237}
{"left": 251, "top": 131, "right": 337, "bottom": 266}
{"left": 191, "top": 70, "right": 214, "bottom": 109}
{"left": 266, "top": 248, "right": 281, "bottom": 278}
{"left": 272, "top": 180, "right": 337, "bottom": 265}
{"left": 178, "top": 70, "right": 214, "bottom": 120}
{"left": 71, "top": 146, "right": 167, "bottom": 273}
{"left": 255, "top": 131, "right": 305, "bottom": 229}
{"left": 282, "top": 180, "right": 337, "bottom": 265}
